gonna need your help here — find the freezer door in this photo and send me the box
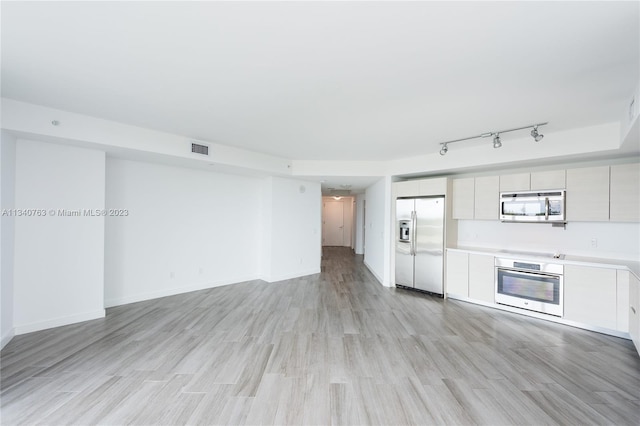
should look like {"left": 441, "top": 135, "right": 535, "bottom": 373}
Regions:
{"left": 414, "top": 197, "right": 445, "bottom": 294}
{"left": 395, "top": 198, "right": 415, "bottom": 287}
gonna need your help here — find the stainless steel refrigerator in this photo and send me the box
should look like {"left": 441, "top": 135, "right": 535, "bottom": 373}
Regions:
{"left": 395, "top": 196, "right": 445, "bottom": 295}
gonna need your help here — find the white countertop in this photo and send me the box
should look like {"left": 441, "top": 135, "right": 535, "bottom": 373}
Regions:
{"left": 447, "top": 246, "right": 640, "bottom": 279}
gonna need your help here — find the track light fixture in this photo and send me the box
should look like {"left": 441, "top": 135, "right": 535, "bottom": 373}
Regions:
{"left": 438, "top": 122, "right": 547, "bottom": 155}
{"left": 493, "top": 134, "right": 502, "bottom": 149}
{"left": 531, "top": 126, "right": 544, "bottom": 142}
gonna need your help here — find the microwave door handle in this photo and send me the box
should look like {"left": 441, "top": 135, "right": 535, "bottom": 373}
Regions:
{"left": 545, "top": 197, "right": 549, "bottom": 220}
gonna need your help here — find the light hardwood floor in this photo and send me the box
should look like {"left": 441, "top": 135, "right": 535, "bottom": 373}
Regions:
{"left": 2, "top": 247, "right": 639, "bottom": 425}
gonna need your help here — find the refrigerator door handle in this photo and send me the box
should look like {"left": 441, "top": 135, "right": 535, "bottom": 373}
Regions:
{"left": 411, "top": 210, "right": 417, "bottom": 256}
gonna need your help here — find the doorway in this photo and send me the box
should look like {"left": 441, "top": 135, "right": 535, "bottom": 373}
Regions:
{"left": 322, "top": 197, "right": 354, "bottom": 247}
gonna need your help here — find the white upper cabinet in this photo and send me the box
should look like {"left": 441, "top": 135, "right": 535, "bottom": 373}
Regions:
{"left": 566, "top": 166, "right": 610, "bottom": 222}
{"left": 452, "top": 178, "right": 474, "bottom": 219}
{"left": 418, "top": 178, "right": 447, "bottom": 196}
{"left": 393, "top": 180, "right": 420, "bottom": 198}
{"left": 448, "top": 162, "right": 637, "bottom": 223}
{"left": 394, "top": 178, "right": 448, "bottom": 198}
{"left": 530, "top": 170, "right": 566, "bottom": 190}
{"left": 609, "top": 163, "right": 640, "bottom": 222}
{"left": 474, "top": 176, "right": 499, "bottom": 220}
{"left": 499, "top": 173, "right": 530, "bottom": 192}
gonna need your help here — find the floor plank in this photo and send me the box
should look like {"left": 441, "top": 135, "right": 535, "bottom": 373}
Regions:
{"left": 2, "top": 247, "right": 639, "bottom": 425}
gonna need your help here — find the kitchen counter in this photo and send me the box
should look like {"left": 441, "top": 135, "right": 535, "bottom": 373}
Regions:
{"left": 447, "top": 246, "right": 640, "bottom": 279}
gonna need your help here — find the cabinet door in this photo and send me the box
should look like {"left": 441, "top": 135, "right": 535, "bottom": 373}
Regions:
{"left": 566, "top": 166, "right": 610, "bottom": 221}
{"left": 629, "top": 273, "right": 640, "bottom": 355}
{"left": 394, "top": 180, "right": 420, "bottom": 198}
{"left": 468, "top": 254, "right": 495, "bottom": 303}
{"left": 616, "top": 270, "right": 630, "bottom": 332}
{"left": 610, "top": 163, "right": 640, "bottom": 222}
{"left": 564, "top": 265, "right": 617, "bottom": 330}
{"left": 452, "top": 178, "right": 474, "bottom": 220}
{"left": 530, "top": 170, "right": 566, "bottom": 190}
{"left": 418, "top": 178, "right": 447, "bottom": 196}
{"left": 446, "top": 251, "right": 469, "bottom": 297}
{"left": 499, "top": 173, "right": 530, "bottom": 192}
{"left": 474, "top": 176, "right": 499, "bottom": 220}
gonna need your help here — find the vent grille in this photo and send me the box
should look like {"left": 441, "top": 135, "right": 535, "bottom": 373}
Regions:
{"left": 191, "top": 143, "right": 209, "bottom": 156}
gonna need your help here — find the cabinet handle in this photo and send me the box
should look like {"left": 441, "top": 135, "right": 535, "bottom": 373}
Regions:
{"left": 632, "top": 306, "right": 637, "bottom": 315}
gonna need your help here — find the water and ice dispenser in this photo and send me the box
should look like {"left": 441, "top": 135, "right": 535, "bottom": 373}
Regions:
{"left": 399, "top": 220, "right": 411, "bottom": 242}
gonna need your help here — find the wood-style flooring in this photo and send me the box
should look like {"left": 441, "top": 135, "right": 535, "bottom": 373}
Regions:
{"left": 1, "top": 247, "right": 639, "bottom": 425}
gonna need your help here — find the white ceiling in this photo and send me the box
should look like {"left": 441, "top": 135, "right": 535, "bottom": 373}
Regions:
{"left": 2, "top": 1, "right": 638, "bottom": 163}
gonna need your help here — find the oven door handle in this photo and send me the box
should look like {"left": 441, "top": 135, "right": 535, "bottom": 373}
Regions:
{"left": 497, "top": 267, "right": 562, "bottom": 279}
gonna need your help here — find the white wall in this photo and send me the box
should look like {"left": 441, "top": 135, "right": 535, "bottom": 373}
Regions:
{"left": 458, "top": 220, "right": 640, "bottom": 261}
{"left": 13, "top": 140, "right": 106, "bottom": 334}
{"left": 2, "top": 98, "right": 292, "bottom": 175}
{"left": 1, "top": 131, "right": 17, "bottom": 348}
{"left": 345, "top": 197, "right": 355, "bottom": 249}
{"left": 364, "top": 178, "right": 392, "bottom": 286}
{"left": 354, "top": 194, "right": 365, "bottom": 255}
{"left": 262, "top": 177, "right": 321, "bottom": 282}
{"left": 104, "top": 158, "right": 263, "bottom": 306}
{"left": 621, "top": 80, "right": 639, "bottom": 142}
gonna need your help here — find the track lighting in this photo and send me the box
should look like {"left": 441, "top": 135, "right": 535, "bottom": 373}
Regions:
{"left": 493, "top": 134, "right": 502, "bottom": 149}
{"left": 531, "top": 126, "right": 544, "bottom": 142}
{"left": 438, "top": 122, "right": 547, "bottom": 155}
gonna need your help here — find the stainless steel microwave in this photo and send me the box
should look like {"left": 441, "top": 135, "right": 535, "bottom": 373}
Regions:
{"left": 500, "top": 190, "right": 566, "bottom": 223}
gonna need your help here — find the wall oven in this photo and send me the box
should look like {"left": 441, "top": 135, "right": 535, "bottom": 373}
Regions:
{"left": 500, "top": 190, "right": 565, "bottom": 223}
{"left": 495, "top": 258, "right": 564, "bottom": 317}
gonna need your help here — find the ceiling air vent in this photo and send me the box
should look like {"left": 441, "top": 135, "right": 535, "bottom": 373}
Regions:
{"left": 191, "top": 142, "right": 209, "bottom": 156}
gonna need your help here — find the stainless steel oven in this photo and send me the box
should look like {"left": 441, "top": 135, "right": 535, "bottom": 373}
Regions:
{"left": 495, "top": 258, "right": 563, "bottom": 317}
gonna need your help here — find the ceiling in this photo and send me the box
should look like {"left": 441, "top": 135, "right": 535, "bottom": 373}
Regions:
{"left": 1, "top": 1, "right": 638, "bottom": 164}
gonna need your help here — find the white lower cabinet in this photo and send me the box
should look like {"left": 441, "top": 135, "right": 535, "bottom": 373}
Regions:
{"left": 446, "top": 250, "right": 637, "bottom": 346}
{"left": 468, "top": 254, "right": 495, "bottom": 304}
{"left": 446, "top": 251, "right": 468, "bottom": 297}
{"left": 629, "top": 273, "right": 640, "bottom": 354}
{"left": 616, "top": 270, "right": 630, "bottom": 333}
{"left": 564, "top": 265, "right": 617, "bottom": 330}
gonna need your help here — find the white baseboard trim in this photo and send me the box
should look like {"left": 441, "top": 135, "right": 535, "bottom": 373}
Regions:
{"left": 261, "top": 268, "right": 321, "bottom": 283}
{"left": 446, "top": 295, "right": 631, "bottom": 340}
{"left": 14, "top": 309, "right": 106, "bottom": 336}
{"left": 363, "top": 260, "right": 386, "bottom": 286}
{"left": 104, "top": 274, "right": 261, "bottom": 308}
{"left": 1, "top": 329, "right": 15, "bottom": 350}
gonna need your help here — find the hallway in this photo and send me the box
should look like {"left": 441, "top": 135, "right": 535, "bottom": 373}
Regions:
{"left": 1, "top": 247, "right": 639, "bottom": 424}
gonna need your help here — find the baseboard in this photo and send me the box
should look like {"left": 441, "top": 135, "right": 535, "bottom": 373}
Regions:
{"left": 446, "top": 295, "right": 631, "bottom": 340}
{"left": 14, "top": 309, "right": 106, "bottom": 335}
{"left": 363, "top": 260, "right": 386, "bottom": 286}
{"left": 261, "top": 268, "right": 321, "bottom": 283}
{"left": 1, "top": 329, "right": 15, "bottom": 350}
{"left": 104, "top": 274, "right": 261, "bottom": 308}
